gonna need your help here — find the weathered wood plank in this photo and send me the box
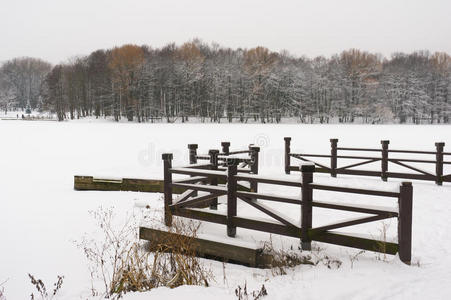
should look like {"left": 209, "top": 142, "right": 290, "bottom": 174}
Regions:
{"left": 75, "top": 175, "right": 251, "bottom": 194}
{"left": 74, "top": 176, "right": 186, "bottom": 194}
{"left": 171, "top": 208, "right": 227, "bottom": 224}
{"left": 139, "top": 226, "right": 273, "bottom": 267}
{"left": 311, "top": 231, "right": 398, "bottom": 255}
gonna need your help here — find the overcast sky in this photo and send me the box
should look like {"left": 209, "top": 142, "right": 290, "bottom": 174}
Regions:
{"left": 1, "top": 0, "right": 450, "bottom": 64}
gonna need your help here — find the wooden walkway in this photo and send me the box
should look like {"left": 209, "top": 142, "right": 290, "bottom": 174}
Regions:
{"left": 74, "top": 175, "right": 186, "bottom": 193}
{"left": 74, "top": 175, "right": 249, "bottom": 194}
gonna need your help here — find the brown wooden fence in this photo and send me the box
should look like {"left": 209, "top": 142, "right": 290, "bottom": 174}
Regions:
{"left": 188, "top": 141, "right": 260, "bottom": 176}
{"left": 285, "top": 137, "right": 450, "bottom": 185}
{"left": 73, "top": 141, "right": 258, "bottom": 195}
{"left": 162, "top": 154, "right": 413, "bottom": 264}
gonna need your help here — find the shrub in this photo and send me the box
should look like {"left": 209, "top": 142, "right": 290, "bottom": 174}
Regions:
{"left": 77, "top": 207, "right": 212, "bottom": 298}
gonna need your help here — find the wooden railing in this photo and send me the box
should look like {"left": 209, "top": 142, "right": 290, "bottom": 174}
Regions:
{"left": 187, "top": 142, "right": 260, "bottom": 197}
{"left": 285, "top": 137, "right": 450, "bottom": 185}
{"left": 188, "top": 141, "right": 259, "bottom": 175}
{"left": 162, "top": 154, "right": 413, "bottom": 264}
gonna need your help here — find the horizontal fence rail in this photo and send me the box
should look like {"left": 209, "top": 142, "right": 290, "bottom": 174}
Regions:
{"left": 285, "top": 137, "right": 450, "bottom": 185}
{"left": 162, "top": 151, "right": 413, "bottom": 265}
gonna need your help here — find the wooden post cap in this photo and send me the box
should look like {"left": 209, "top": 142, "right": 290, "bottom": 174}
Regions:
{"left": 284, "top": 137, "right": 291, "bottom": 141}
{"left": 208, "top": 149, "right": 219, "bottom": 155}
{"left": 249, "top": 146, "right": 260, "bottom": 152}
{"left": 162, "top": 153, "right": 173, "bottom": 160}
{"left": 330, "top": 138, "right": 338, "bottom": 143}
{"left": 381, "top": 140, "right": 390, "bottom": 145}
{"left": 300, "top": 163, "right": 315, "bottom": 172}
{"left": 435, "top": 142, "right": 445, "bottom": 147}
{"left": 401, "top": 181, "right": 412, "bottom": 187}
{"left": 221, "top": 142, "right": 230, "bottom": 147}
{"left": 188, "top": 144, "right": 198, "bottom": 149}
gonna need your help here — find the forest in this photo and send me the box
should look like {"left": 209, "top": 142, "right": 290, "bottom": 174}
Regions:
{"left": 0, "top": 40, "right": 450, "bottom": 123}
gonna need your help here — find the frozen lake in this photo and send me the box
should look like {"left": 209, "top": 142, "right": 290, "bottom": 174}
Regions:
{"left": 1, "top": 120, "right": 451, "bottom": 299}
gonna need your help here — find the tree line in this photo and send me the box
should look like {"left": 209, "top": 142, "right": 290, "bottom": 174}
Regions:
{"left": 0, "top": 57, "right": 52, "bottom": 114}
{"left": 1, "top": 40, "right": 450, "bottom": 123}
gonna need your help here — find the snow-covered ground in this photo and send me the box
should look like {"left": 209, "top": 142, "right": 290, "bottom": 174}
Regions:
{"left": 1, "top": 118, "right": 451, "bottom": 299}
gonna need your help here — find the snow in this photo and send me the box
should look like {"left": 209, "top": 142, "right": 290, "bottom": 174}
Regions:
{"left": 170, "top": 167, "right": 228, "bottom": 177}
{"left": 0, "top": 119, "right": 451, "bottom": 299}
{"left": 234, "top": 173, "right": 302, "bottom": 186}
{"left": 313, "top": 176, "right": 400, "bottom": 192}
{"left": 312, "top": 199, "right": 399, "bottom": 214}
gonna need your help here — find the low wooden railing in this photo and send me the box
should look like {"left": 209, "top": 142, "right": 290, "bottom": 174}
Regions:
{"left": 162, "top": 154, "right": 413, "bottom": 265}
{"left": 187, "top": 142, "right": 260, "bottom": 197}
{"left": 285, "top": 137, "right": 450, "bottom": 185}
{"left": 188, "top": 141, "right": 259, "bottom": 174}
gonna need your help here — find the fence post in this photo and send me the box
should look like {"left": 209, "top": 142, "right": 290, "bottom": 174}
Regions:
{"left": 227, "top": 159, "right": 238, "bottom": 237}
{"left": 249, "top": 146, "right": 260, "bottom": 192}
{"left": 398, "top": 182, "right": 413, "bottom": 265}
{"left": 209, "top": 149, "right": 219, "bottom": 210}
{"left": 188, "top": 144, "right": 198, "bottom": 196}
{"left": 188, "top": 144, "right": 198, "bottom": 164}
{"left": 221, "top": 142, "right": 230, "bottom": 155}
{"left": 330, "top": 138, "right": 338, "bottom": 177}
{"left": 162, "top": 153, "right": 173, "bottom": 227}
{"left": 284, "top": 137, "right": 291, "bottom": 174}
{"left": 301, "top": 163, "right": 315, "bottom": 250}
{"left": 381, "top": 140, "right": 390, "bottom": 181}
{"left": 435, "top": 142, "right": 445, "bottom": 186}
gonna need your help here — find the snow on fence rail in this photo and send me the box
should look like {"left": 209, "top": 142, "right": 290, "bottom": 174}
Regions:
{"left": 161, "top": 153, "right": 413, "bottom": 265}
{"left": 285, "top": 137, "right": 450, "bottom": 185}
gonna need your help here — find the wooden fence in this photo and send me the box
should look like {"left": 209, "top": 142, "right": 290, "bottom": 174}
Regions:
{"left": 188, "top": 141, "right": 259, "bottom": 176}
{"left": 73, "top": 141, "right": 258, "bottom": 194}
{"left": 162, "top": 154, "right": 413, "bottom": 264}
{"left": 285, "top": 137, "right": 450, "bottom": 185}
{"left": 187, "top": 141, "right": 260, "bottom": 194}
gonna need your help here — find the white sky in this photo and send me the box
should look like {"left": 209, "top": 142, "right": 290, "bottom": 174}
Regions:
{"left": 1, "top": 0, "right": 450, "bottom": 64}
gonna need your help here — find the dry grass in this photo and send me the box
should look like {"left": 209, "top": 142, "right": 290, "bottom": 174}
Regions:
{"left": 143, "top": 217, "right": 213, "bottom": 288}
{"left": 77, "top": 207, "right": 213, "bottom": 299}
{"left": 28, "top": 274, "right": 64, "bottom": 300}
{"left": 235, "top": 282, "right": 268, "bottom": 300}
{"left": 261, "top": 237, "right": 315, "bottom": 276}
{"left": 310, "top": 244, "right": 342, "bottom": 269}
{"left": 374, "top": 221, "right": 391, "bottom": 262}
{"left": 0, "top": 279, "right": 6, "bottom": 300}
{"left": 349, "top": 250, "right": 365, "bottom": 269}
{"left": 260, "top": 237, "right": 343, "bottom": 276}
